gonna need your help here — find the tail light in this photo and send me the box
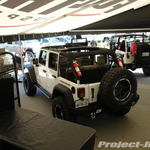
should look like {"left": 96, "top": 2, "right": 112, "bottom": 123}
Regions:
{"left": 77, "top": 88, "right": 85, "bottom": 98}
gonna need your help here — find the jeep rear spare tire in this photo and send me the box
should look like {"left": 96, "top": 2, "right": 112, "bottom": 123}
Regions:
{"left": 23, "top": 73, "right": 36, "bottom": 96}
{"left": 99, "top": 67, "right": 137, "bottom": 109}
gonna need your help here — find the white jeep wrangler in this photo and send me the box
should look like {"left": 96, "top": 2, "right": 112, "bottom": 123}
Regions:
{"left": 23, "top": 41, "right": 139, "bottom": 122}
{"left": 110, "top": 34, "right": 150, "bottom": 75}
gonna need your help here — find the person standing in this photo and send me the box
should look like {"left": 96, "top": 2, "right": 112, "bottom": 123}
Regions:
{"left": 91, "top": 37, "right": 98, "bottom": 47}
{"left": 15, "top": 48, "right": 27, "bottom": 78}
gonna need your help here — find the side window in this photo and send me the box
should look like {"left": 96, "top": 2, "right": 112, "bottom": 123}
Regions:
{"left": 39, "top": 50, "right": 47, "bottom": 65}
{"left": 48, "top": 53, "right": 58, "bottom": 71}
{"left": 95, "top": 54, "right": 107, "bottom": 64}
{"left": 95, "top": 54, "right": 100, "bottom": 63}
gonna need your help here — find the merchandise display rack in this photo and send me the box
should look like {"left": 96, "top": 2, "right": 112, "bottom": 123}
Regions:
{"left": 0, "top": 51, "right": 21, "bottom": 107}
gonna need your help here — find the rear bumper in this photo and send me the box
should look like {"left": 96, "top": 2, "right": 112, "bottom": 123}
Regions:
{"left": 68, "top": 94, "right": 139, "bottom": 118}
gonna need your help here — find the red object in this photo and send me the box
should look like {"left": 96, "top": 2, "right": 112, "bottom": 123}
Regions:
{"left": 118, "top": 44, "right": 121, "bottom": 50}
{"left": 73, "top": 61, "right": 82, "bottom": 77}
{"left": 117, "top": 57, "right": 124, "bottom": 68}
{"left": 77, "top": 88, "right": 85, "bottom": 98}
{"left": 130, "top": 43, "right": 137, "bottom": 55}
{"left": 55, "top": 61, "right": 58, "bottom": 70}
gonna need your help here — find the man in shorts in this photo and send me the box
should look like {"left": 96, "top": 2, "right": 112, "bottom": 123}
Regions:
{"left": 15, "top": 48, "right": 28, "bottom": 78}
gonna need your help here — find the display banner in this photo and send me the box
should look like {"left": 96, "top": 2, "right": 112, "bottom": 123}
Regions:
{"left": 0, "top": 0, "right": 149, "bottom": 35}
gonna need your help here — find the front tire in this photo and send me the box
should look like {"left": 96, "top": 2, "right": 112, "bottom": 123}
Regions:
{"left": 52, "top": 96, "right": 76, "bottom": 122}
{"left": 23, "top": 73, "right": 36, "bottom": 96}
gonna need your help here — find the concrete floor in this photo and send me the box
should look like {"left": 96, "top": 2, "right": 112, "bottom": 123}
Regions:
{"left": 18, "top": 69, "right": 150, "bottom": 150}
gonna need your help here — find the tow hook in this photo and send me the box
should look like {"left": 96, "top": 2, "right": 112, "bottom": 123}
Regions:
{"left": 90, "top": 112, "right": 96, "bottom": 119}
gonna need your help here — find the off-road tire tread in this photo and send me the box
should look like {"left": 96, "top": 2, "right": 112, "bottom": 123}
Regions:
{"left": 52, "top": 96, "right": 76, "bottom": 122}
{"left": 99, "top": 68, "right": 137, "bottom": 109}
{"left": 23, "top": 73, "right": 36, "bottom": 96}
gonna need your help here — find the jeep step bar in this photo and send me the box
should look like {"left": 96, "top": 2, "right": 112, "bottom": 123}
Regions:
{"left": 34, "top": 83, "right": 52, "bottom": 99}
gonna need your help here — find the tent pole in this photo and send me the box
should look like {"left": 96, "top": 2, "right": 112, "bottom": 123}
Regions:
{"left": 63, "top": 32, "right": 64, "bottom": 43}
{"left": 18, "top": 35, "right": 24, "bottom": 76}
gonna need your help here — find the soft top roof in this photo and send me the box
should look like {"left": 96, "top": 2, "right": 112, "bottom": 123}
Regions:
{"left": 61, "top": 48, "right": 116, "bottom": 60}
{"left": 41, "top": 45, "right": 116, "bottom": 59}
{"left": 42, "top": 45, "right": 100, "bottom": 52}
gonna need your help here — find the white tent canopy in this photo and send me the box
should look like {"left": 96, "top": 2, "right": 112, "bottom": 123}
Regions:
{"left": 0, "top": 0, "right": 150, "bottom": 42}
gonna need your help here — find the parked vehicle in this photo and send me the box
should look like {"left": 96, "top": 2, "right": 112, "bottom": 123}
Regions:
{"left": 0, "top": 40, "right": 37, "bottom": 64}
{"left": 23, "top": 39, "right": 139, "bottom": 122}
{"left": 40, "top": 37, "right": 66, "bottom": 47}
{"left": 110, "top": 34, "right": 150, "bottom": 75}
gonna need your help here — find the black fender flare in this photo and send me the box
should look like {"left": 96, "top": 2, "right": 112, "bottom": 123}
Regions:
{"left": 25, "top": 64, "right": 37, "bottom": 83}
{"left": 52, "top": 84, "right": 74, "bottom": 106}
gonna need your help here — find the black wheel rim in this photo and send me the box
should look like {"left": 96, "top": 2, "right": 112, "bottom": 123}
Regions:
{"left": 113, "top": 78, "right": 131, "bottom": 101}
{"left": 54, "top": 105, "right": 63, "bottom": 119}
